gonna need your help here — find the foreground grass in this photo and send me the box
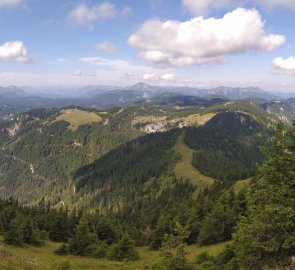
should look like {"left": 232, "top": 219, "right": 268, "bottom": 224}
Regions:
{"left": 173, "top": 131, "right": 214, "bottom": 195}
{"left": 54, "top": 109, "right": 102, "bottom": 131}
{"left": 0, "top": 236, "right": 229, "bottom": 270}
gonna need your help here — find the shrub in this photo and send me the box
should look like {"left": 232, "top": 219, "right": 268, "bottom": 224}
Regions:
{"left": 92, "top": 242, "right": 109, "bottom": 258}
{"left": 107, "top": 234, "right": 139, "bottom": 261}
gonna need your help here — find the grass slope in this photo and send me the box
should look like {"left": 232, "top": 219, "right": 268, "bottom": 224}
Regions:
{"left": 233, "top": 178, "right": 252, "bottom": 193}
{"left": 0, "top": 237, "right": 229, "bottom": 270}
{"left": 181, "top": 113, "right": 216, "bottom": 126}
{"left": 54, "top": 109, "right": 102, "bottom": 131}
{"left": 173, "top": 131, "right": 214, "bottom": 194}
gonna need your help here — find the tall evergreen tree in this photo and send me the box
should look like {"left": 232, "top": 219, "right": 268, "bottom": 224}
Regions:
{"left": 68, "top": 215, "right": 96, "bottom": 256}
{"left": 233, "top": 123, "right": 295, "bottom": 269}
{"left": 4, "top": 216, "right": 25, "bottom": 246}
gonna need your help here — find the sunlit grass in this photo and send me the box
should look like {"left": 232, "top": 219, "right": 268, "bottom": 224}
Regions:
{"left": 0, "top": 236, "right": 229, "bottom": 270}
{"left": 173, "top": 131, "right": 214, "bottom": 196}
{"left": 53, "top": 109, "right": 102, "bottom": 131}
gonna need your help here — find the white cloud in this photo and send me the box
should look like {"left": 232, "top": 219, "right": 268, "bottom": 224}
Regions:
{"left": 95, "top": 41, "right": 117, "bottom": 54}
{"left": 142, "top": 73, "right": 157, "bottom": 80}
{"left": 0, "top": 0, "right": 23, "bottom": 8}
{"left": 142, "top": 73, "right": 175, "bottom": 81}
{"left": 272, "top": 57, "right": 295, "bottom": 75}
{"left": 128, "top": 8, "right": 285, "bottom": 68}
{"left": 68, "top": 2, "right": 116, "bottom": 25}
{"left": 181, "top": 0, "right": 295, "bottom": 15}
{"left": 80, "top": 57, "right": 134, "bottom": 70}
{"left": 0, "top": 41, "right": 34, "bottom": 63}
{"left": 161, "top": 73, "right": 175, "bottom": 81}
{"left": 182, "top": 0, "right": 233, "bottom": 15}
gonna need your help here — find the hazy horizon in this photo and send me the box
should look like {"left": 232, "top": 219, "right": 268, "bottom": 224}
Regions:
{"left": 0, "top": 0, "right": 294, "bottom": 91}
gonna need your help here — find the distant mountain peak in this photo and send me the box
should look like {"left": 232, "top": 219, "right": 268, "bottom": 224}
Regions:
{"left": 128, "top": 82, "right": 154, "bottom": 91}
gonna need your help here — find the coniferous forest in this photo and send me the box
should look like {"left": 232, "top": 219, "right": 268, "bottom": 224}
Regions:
{"left": 2, "top": 1, "right": 295, "bottom": 269}
{"left": 0, "top": 102, "right": 294, "bottom": 270}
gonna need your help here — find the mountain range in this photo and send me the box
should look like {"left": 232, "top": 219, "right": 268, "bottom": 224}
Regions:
{"left": 0, "top": 83, "right": 294, "bottom": 114}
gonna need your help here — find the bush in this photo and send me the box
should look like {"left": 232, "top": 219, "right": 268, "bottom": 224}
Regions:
{"left": 54, "top": 243, "right": 69, "bottom": 255}
{"left": 107, "top": 234, "right": 139, "bottom": 261}
{"left": 152, "top": 257, "right": 194, "bottom": 270}
{"left": 92, "top": 241, "right": 109, "bottom": 258}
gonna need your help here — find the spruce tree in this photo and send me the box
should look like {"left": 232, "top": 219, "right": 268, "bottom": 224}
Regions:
{"left": 4, "top": 216, "right": 25, "bottom": 246}
{"left": 234, "top": 123, "right": 295, "bottom": 269}
{"left": 68, "top": 215, "right": 96, "bottom": 256}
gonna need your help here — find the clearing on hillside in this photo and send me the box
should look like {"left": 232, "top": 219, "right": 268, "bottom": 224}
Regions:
{"left": 181, "top": 113, "right": 216, "bottom": 126}
{"left": 54, "top": 109, "right": 102, "bottom": 131}
{"left": 233, "top": 178, "right": 252, "bottom": 193}
{"left": 173, "top": 131, "right": 214, "bottom": 195}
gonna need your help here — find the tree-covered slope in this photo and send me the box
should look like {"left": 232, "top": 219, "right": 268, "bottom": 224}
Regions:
{"left": 74, "top": 129, "right": 181, "bottom": 208}
{"left": 0, "top": 102, "right": 275, "bottom": 207}
{"left": 0, "top": 107, "right": 143, "bottom": 203}
{"left": 185, "top": 112, "right": 271, "bottom": 182}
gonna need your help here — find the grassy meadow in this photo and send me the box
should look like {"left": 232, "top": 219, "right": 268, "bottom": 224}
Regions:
{"left": 54, "top": 109, "right": 102, "bottom": 131}
{"left": 173, "top": 131, "right": 214, "bottom": 195}
{"left": 0, "top": 236, "right": 229, "bottom": 270}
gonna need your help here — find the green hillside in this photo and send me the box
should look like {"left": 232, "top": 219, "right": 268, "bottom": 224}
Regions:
{"left": 185, "top": 111, "right": 271, "bottom": 182}
{"left": 53, "top": 109, "right": 102, "bottom": 131}
{"left": 0, "top": 236, "right": 229, "bottom": 270}
{"left": 0, "top": 105, "right": 271, "bottom": 206}
{"left": 173, "top": 131, "right": 214, "bottom": 194}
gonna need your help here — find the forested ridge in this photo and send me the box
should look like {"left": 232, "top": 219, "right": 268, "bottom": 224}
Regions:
{"left": 185, "top": 112, "right": 271, "bottom": 181}
{"left": 0, "top": 103, "right": 294, "bottom": 269}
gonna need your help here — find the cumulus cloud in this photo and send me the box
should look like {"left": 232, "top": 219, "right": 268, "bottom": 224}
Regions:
{"left": 272, "top": 57, "right": 295, "bottom": 75}
{"left": 95, "top": 41, "right": 117, "bottom": 54}
{"left": 142, "top": 73, "right": 157, "bottom": 80}
{"left": 0, "top": 41, "right": 34, "bottom": 63}
{"left": 68, "top": 2, "right": 116, "bottom": 25}
{"left": 68, "top": 2, "right": 132, "bottom": 26}
{"left": 128, "top": 8, "right": 285, "bottom": 68}
{"left": 161, "top": 73, "right": 175, "bottom": 81}
{"left": 0, "top": 0, "right": 23, "bottom": 8}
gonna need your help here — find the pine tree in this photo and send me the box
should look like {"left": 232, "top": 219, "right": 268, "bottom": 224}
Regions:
{"left": 108, "top": 233, "right": 139, "bottom": 261}
{"left": 153, "top": 222, "right": 193, "bottom": 270}
{"left": 234, "top": 123, "right": 295, "bottom": 269}
{"left": 4, "top": 216, "right": 25, "bottom": 246}
{"left": 68, "top": 215, "right": 96, "bottom": 256}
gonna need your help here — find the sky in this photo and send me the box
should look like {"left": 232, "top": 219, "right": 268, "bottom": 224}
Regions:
{"left": 0, "top": 0, "right": 295, "bottom": 91}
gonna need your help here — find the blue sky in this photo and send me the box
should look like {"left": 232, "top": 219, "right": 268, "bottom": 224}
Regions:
{"left": 0, "top": 0, "right": 295, "bottom": 91}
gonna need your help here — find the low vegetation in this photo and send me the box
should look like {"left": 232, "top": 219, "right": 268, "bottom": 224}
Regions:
{"left": 173, "top": 131, "right": 214, "bottom": 194}
{"left": 53, "top": 109, "right": 102, "bottom": 131}
{"left": 0, "top": 235, "right": 230, "bottom": 270}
